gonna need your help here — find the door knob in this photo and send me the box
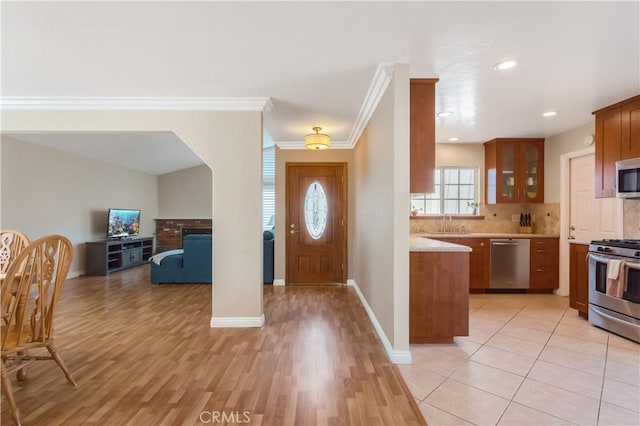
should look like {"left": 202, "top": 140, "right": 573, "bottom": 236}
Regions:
{"left": 290, "top": 229, "right": 299, "bottom": 234}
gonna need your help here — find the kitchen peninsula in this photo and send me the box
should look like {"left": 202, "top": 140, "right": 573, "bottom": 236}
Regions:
{"left": 409, "top": 236, "right": 471, "bottom": 343}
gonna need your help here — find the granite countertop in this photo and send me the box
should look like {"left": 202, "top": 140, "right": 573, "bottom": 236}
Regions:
{"left": 421, "top": 232, "right": 560, "bottom": 239}
{"left": 569, "top": 239, "right": 591, "bottom": 245}
{"left": 410, "top": 235, "right": 472, "bottom": 252}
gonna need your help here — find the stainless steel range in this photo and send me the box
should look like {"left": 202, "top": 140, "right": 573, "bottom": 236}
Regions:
{"left": 587, "top": 239, "right": 640, "bottom": 343}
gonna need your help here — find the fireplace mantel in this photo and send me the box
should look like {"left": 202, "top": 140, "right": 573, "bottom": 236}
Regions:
{"left": 154, "top": 218, "right": 212, "bottom": 253}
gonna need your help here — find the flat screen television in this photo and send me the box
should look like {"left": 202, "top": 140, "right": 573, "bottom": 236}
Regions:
{"left": 107, "top": 208, "right": 140, "bottom": 239}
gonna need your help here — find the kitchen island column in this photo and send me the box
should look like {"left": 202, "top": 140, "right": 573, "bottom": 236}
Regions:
{"left": 410, "top": 236, "right": 471, "bottom": 343}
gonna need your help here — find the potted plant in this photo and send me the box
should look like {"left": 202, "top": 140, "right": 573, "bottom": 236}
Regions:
{"left": 411, "top": 207, "right": 422, "bottom": 216}
{"left": 467, "top": 201, "right": 479, "bottom": 215}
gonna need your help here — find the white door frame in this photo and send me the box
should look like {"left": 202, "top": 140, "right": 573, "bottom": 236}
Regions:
{"left": 559, "top": 146, "right": 623, "bottom": 296}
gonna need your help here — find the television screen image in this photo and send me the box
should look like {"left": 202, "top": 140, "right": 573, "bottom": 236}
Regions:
{"left": 107, "top": 209, "right": 140, "bottom": 238}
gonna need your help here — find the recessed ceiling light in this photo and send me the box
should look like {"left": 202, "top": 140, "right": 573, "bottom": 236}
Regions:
{"left": 494, "top": 60, "right": 518, "bottom": 71}
{"left": 437, "top": 111, "right": 453, "bottom": 117}
{"left": 448, "top": 137, "right": 459, "bottom": 142}
{"left": 542, "top": 111, "right": 557, "bottom": 117}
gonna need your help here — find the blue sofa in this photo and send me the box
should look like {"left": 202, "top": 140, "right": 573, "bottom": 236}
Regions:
{"left": 263, "top": 229, "right": 274, "bottom": 284}
{"left": 150, "top": 234, "right": 212, "bottom": 284}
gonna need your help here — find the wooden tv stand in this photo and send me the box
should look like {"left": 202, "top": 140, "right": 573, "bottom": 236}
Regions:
{"left": 85, "top": 237, "right": 154, "bottom": 276}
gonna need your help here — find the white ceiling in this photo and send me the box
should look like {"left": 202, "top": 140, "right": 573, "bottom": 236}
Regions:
{"left": 1, "top": 1, "right": 639, "bottom": 171}
{"left": 4, "top": 132, "right": 203, "bottom": 175}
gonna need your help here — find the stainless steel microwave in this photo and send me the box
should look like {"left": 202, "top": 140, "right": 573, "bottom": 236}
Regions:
{"left": 616, "top": 157, "right": 640, "bottom": 198}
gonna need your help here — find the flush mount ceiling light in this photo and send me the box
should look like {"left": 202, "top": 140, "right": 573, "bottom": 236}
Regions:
{"left": 448, "top": 137, "right": 459, "bottom": 142}
{"left": 437, "top": 111, "right": 454, "bottom": 118}
{"left": 494, "top": 60, "right": 518, "bottom": 71}
{"left": 542, "top": 111, "right": 557, "bottom": 117}
{"left": 305, "top": 126, "right": 330, "bottom": 150}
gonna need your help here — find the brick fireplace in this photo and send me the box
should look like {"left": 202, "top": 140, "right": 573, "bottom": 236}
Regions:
{"left": 154, "top": 219, "right": 212, "bottom": 253}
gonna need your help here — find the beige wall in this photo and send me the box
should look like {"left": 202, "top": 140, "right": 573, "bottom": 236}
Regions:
{"left": 0, "top": 136, "right": 158, "bottom": 277}
{"left": 352, "top": 63, "right": 410, "bottom": 355}
{"left": 158, "top": 164, "right": 212, "bottom": 219}
{"left": 435, "top": 142, "right": 485, "bottom": 201}
{"left": 545, "top": 122, "right": 595, "bottom": 202}
{"left": 435, "top": 121, "right": 596, "bottom": 205}
{"left": 2, "top": 109, "right": 263, "bottom": 323}
{"left": 273, "top": 148, "right": 353, "bottom": 282}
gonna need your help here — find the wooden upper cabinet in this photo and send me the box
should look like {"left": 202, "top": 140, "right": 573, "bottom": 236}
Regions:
{"left": 621, "top": 98, "right": 640, "bottom": 160}
{"left": 593, "top": 94, "right": 640, "bottom": 198}
{"left": 594, "top": 106, "right": 622, "bottom": 198}
{"left": 410, "top": 78, "right": 438, "bottom": 193}
{"left": 484, "top": 138, "right": 545, "bottom": 204}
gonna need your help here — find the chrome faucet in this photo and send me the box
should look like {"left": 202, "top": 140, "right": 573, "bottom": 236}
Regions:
{"left": 441, "top": 214, "right": 453, "bottom": 233}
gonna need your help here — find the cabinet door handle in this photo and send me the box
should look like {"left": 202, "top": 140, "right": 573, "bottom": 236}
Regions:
{"left": 536, "top": 268, "right": 546, "bottom": 272}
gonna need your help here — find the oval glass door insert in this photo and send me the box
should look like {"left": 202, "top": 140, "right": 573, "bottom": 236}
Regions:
{"left": 304, "top": 181, "right": 328, "bottom": 239}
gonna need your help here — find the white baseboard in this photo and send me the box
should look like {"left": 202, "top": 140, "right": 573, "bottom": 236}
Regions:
{"left": 390, "top": 350, "right": 412, "bottom": 364}
{"left": 67, "top": 270, "right": 82, "bottom": 279}
{"left": 210, "top": 314, "right": 265, "bottom": 328}
{"left": 273, "top": 279, "right": 285, "bottom": 287}
{"left": 349, "top": 279, "right": 412, "bottom": 365}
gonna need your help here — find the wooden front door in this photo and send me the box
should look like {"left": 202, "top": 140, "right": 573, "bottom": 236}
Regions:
{"left": 286, "top": 163, "right": 347, "bottom": 284}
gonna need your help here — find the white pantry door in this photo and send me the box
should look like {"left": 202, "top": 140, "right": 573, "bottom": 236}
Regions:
{"left": 570, "top": 153, "right": 620, "bottom": 241}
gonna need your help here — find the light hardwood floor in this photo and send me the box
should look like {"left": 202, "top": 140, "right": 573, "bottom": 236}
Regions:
{"left": 1, "top": 266, "right": 424, "bottom": 425}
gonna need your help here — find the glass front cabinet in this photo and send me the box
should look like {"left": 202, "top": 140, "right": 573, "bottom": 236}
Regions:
{"left": 484, "top": 138, "right": 544, "bottom": 204}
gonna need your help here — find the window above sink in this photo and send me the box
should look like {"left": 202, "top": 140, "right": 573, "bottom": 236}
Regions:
{"left": 411, "top": 167, "right": 479, "bottom": 216}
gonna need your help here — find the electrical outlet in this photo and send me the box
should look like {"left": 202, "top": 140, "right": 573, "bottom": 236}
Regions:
{"left": 532, "top": 214, "right": 536, "bottom": 222}
{"left": 511, "top": 214, "right": 520, "bottom": 222}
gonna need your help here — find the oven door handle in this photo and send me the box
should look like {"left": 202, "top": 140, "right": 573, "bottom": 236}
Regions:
{"left": 590, "top": 304, "right": 638, "bottom": 327}
{"left": 587, "top": 252, "right": 620, "bottom": 263}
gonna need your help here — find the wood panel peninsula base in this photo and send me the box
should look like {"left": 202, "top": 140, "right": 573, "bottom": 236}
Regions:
{"left": 409, "top": 237, "right": 470, "bottom": 344}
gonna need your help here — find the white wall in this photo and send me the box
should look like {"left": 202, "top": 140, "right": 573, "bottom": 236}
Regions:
{"left": 2, "top": 109, "right": 264, "bottom": 325}
{"left": 352, "top": 63, "right": 410, "bottom": 362}
{"left": 0, "top": 136, "right": 158, "bottom": 277}
{"left": 158, "top": 164, "right": 212, "bottom": 219}
{"left": 545, "top": 122, "right": 595, "bottom": 202}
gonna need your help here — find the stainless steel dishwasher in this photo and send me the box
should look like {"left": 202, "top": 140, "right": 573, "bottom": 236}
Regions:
{"left": 490, "top": 239, "right": 530, "bottom": 289}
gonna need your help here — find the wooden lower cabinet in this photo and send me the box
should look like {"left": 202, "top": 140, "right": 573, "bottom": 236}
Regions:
{"left": 432, "top": 237, "right": 489, "bottom": 290}
{"left": 530, "top": 238, "right": 559, "bottom": 290}
{"left": 570, "top": 243, "right": 590, "bottom": 318}
{"left": 432, "top": 236, "right": 558, "bottom": 291}
{"left": 410, "top": 251, "right": 469, "bottom": 343}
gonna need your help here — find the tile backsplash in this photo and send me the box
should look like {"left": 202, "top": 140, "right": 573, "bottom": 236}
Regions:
{"left": 410, "top": 203, "right": 560, "bottom": 235}
{"left": 411, "top": 200, "right": 639, "bottom": 239}
{"left": 624, "top": 199, "right": 640, "bottom": 239}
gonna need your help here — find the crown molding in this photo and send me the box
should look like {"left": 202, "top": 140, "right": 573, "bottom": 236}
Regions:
{"left": 347, "top": 63, "right": 395, "bottom": 148}
{"left": 275, "top": 63, "right": 395, "bottom": 151}
{"left": 275, "top": 140, "right": 352, "bottom": 150}
{"left": 0, "top": 96, "right": 273, "bottom": 112}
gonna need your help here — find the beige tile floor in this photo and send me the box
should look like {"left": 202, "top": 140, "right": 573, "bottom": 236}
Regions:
{"left": 399, "top": 294, "right": 640, "bottom": 425}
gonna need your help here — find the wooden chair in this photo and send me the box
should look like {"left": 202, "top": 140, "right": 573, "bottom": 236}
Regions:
{"left": 1, "top": 231, "right": 30, "bottom": 327}
{"left": 0, "top": 230, "right": 29, "bottom": 275}
{"left": 1, "top": 235, "right": 77, "bottom": 426}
